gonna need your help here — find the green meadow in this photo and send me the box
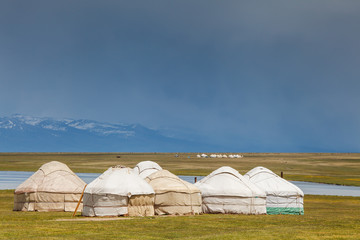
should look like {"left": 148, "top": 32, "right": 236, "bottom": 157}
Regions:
{"left": 0, "top": 152, "right": 359, "bottom": 186}
{"left": 0, "top": 190, "right": 359, "bottom": 239}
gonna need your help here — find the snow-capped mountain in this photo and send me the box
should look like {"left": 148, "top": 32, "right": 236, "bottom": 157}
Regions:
{"left": 0, "top": 114, "right": 212, "bottom": 152}
{"left": 0, "top": 114, "right": 136, "bottom": 137}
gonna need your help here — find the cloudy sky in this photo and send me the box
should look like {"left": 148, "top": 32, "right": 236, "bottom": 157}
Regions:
{"left": 1, "top": 1, "right": 360, "bottom": 152}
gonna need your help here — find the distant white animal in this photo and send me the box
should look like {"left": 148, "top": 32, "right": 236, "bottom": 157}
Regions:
{"left": 228, "top": 155, "right": 234, "bottom": 158}
{"left": 197, "top": 154, "right": 201, "bottom": 158}
{"left": 222, "top": 155, "right": 227, "bottom": 158}
{"left": 217, "top": 154, "right": 223, "bottom": 158}
{"left": 201, "top": 154, "right": 208, "bottom": 158}
{"left": 210, "top": 154, "right": 217, "bottom": 158}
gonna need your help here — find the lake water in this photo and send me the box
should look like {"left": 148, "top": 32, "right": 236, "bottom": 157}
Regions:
{"left": 1, "top": 171, "right": 360, "bottom": 197}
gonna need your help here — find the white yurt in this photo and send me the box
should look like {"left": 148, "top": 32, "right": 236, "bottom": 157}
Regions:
{"left": 82, "top": 166, "right": 155, "bottom": 217}
{"left": 133, "top": 161, "right": 162, "bottom": 179}
{"left": 195, "top": 166, "right": 266, "bottom": 214}
{"left": 145, "top": 170, "right": 202, "bottom": 215}
{"left": 244, "top": 166, "right": 304, "bottom": 215}
{"left": 13, "top": 161, "right": 86, "bottom": 212}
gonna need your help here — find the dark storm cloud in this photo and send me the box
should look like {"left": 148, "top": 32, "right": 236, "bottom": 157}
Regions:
{"left": 1, "top": 0, "right": 360, "bottom": 151}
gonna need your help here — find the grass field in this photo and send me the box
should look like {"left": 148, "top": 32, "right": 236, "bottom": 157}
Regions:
{"left": 0, "top": 190, "right": 359, "bottom": 239}
{"left": 0, "top": 152, "right": 360, "bottom": 186}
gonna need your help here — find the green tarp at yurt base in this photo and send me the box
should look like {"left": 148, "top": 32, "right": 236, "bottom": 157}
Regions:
{"left": 245, "top": 166, "right": 304, "bottom": 215}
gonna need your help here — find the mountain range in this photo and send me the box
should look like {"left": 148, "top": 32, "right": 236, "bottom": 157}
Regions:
{"left": 0, "top": 115, "right": 215, "bottom": 152}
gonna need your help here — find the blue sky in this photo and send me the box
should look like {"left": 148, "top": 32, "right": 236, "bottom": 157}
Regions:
{"left": 1, "top": 1, "right": 360, "bottom": 152}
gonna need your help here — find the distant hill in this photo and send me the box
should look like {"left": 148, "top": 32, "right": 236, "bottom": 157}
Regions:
{"left": 0, "top": 114, "right": 215, "bottom": 152}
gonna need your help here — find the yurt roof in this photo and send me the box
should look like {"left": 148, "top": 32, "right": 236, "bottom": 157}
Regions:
{"left": 145, "top": 170, "right": 200, "bottom": 194}
{"left": 244, "top": 166, "right": 304, "bottom": 196}
{"left": 85, "top": 166, "right": 154, "bottom": 196}
{"left": 14, "top": 161, "right": 86, "bottom": 194}
{"left": 195, "top": 166, "right": 265, "bottom": 197}
{"left": 133, "top": 161, "right": 162, "bottom": 178}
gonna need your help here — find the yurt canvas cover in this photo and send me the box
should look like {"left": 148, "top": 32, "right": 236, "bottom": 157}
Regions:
{"left": 83, "top": 166, "right": 155, "bottom": 217}
{"left": 133, "top": 161, "right": 162, "bottom": 179}
{"left": 195, "top": 167, "right": 266, "bottom": 214}
{"left": 14, "top": 161, "right": 86, "bottom": 212}
{"left": 245, "top": 166, "right": 304, "bottom": 215}
{"left": 145, "top": 170, "right": 202, "bottom": 215}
